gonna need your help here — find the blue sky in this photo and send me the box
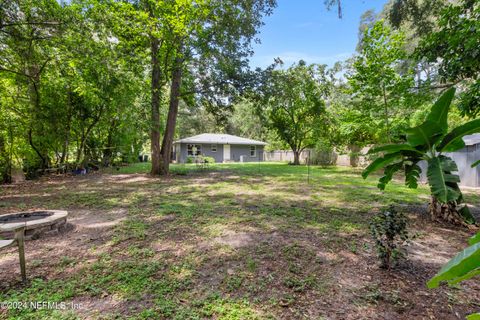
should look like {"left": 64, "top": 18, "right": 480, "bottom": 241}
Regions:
{"left": 249, "top": 0, "right": 388, "bottom": 69}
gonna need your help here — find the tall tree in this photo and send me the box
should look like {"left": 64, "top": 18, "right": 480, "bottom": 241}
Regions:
{"left": 257, "top": 61, "right": 331, "bottom": 165}
{"left": 347, "top": 20, "right": 414, "bottom": 143}
{"left": 0, "top": 0, "right": 67, "bottom": 170}
{"left": 417, "top": 0, "right": 480, "bottom": 117}
{"left": 112, "top": 0, "right": 276, "bottom": 175}
{"left": 0, "top": 0, "right": 150, "bottom": 180}
{"left": 387, "top": 0, "right": 448, "bottom": 38}
{"left": 157, "top": 0, "right": 276, "bottom": 174}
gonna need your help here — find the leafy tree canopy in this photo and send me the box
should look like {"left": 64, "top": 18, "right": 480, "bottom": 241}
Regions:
{"left": 417, "top": 0, "right": 480, "bottom": 117}
{"left": 254, "top": 60, "right": 332, "bottom": 164}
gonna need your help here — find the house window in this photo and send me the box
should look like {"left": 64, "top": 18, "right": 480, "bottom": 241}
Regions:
{"left": 250, "top": 145, "right": 256, "bottom": 157}
{"left": 187, "top": 144, "right": 201, "bottom": 156}
{"left": 211, "top": 144, "right": 217, "bottom": 152}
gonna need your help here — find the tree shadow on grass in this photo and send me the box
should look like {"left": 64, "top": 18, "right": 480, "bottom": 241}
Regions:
{"left": 1, "top": 167, "right": 479, "bottom": 319}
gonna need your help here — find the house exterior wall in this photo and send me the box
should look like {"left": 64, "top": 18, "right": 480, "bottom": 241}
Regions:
{"left": 176, "top": 143, "right": 264, "bottom": 163}
{"left": 419, "top": 144, "right": 480, "bottom": 188}
{"left": 179, "top": 143, "right": 187, "bottom": 162}
{"left": 178, "top": 143, "right": 223, "bottom": 163}
{"left": 230, "top": 145, "right": 264, "bottom": 162}
{"left": 202, "top": 143, "right": 224, "bottom": 162}
{"left": 175, "top": 144, "right": 181, "bottom": 162}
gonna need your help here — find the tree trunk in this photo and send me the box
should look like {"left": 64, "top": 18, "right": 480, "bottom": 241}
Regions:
{"left": 349, "top": 144, "right": 360, "bottom": 167}
{"left": 26, "top": 67, "right": 49, "bottom": 169}
{"left": 60, "top": 90, "right": 74, "bottom": 165}
{"left": 0, "top": 134, "right": 11, "bottom": 183}
{"left": 381, "top": 83, "right": 390, "bottom": 143}
{"left": 293, "top": 150, "right": 300, "bottom": 165}
{"left": 60, "top": 132, "right": 70, "bottom": 165}
{"left": 102, "top": 119, "right": 116, "bottom": 167}
{"left": 150, "top": 36, "right": 162, "bottom": 175}
{"left": 159, "top": 46, "right": 183, "bottom": 175}
{"left": 75, "top": 114, "right": 101, "bottom": 168}
{"left": 28, "top": 128, "right": 48, "bottom": 169}
{"left": 429, "top": 196, "right": 469, "bottom": 226}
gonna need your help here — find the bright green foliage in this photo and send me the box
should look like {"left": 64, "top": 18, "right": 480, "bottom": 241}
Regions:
{"left": 0, "top": 0, "right": 276, "bottom": 179}
{"left": 256, "top": 61, "right": 331, "bottom": 164}
{"left": 363, "top": 88, "right": 480, "bottom": 224}
{"left": 470, "top": 232, "right": 480, "bottom": 245}
{"left": 0, "top": 0, "right": 150, "bottom": 180}
{"left": 369, "top": 206, "right": 409, "bottom": 269}
{"left": 347, "top": 20, "right": 415, "bottom": 143}
{"left": 428, "top": 231, "right": 480, "bottom": 320}
{"left": 426, "top": 156, "right": 461, "bottom": 203}
{"left": 417, "top": 0, "right": 480, "bottom": 117}
{"left": 327, "top": 64, "right": 379, "bottom": 153}
{"left": 387, "top": 0, "right": 448, "bottom": 38}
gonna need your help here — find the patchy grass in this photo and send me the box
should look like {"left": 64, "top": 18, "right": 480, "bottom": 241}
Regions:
{"left": 0, "top": 162, "right": 479, "bottom": 319}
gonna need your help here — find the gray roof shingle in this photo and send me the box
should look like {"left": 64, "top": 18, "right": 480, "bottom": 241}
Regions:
{"left": 174, "top": 133, "right": 267, "bottom": 145}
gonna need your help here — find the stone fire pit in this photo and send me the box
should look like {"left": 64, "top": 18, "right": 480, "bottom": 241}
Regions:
{"left": 0, "top": 210, "right": 68, "bottom": 240}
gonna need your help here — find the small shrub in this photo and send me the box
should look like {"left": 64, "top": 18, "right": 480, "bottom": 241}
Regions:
{"left": 203, "top": 156, "right": 215, "bottom": 163}
{"left": 186, "top": 155, "right": 215, "bottom": 164}
{"left": 310, "top": 140, "right": 337, "bottom": 166}
{"left": 369, "top": 206, "right": 408, "bottom": 269}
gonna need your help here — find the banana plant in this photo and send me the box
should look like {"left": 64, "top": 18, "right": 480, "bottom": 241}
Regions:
{"left": 362, "top": 88, "right": 479, "bottom": 225}
{"left": 428, "top": 232, "right": 480, "bottom": 320}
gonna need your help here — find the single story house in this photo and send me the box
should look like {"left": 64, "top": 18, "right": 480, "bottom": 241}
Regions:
{"left": 173, "top": 133, "right": 267, "bottom": 163}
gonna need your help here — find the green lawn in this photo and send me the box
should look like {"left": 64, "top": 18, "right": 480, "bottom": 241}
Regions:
{"left": 0, "top": 163, "right": 477, "bottom": 319}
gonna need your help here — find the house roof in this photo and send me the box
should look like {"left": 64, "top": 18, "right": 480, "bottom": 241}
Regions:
{"left": 174, "top": 133, "right": 267, "bottom": 146}
{"left": 463, "top": 134, "right": 480, "bottom": 146}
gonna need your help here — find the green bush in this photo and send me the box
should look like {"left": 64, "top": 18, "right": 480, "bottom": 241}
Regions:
{"left": 370, "top": 206, "right": 409, "bottom": 269}
{"left": 310, "top": 148, "right": 337, "bottom": 166}
{"left": 186, "top": 156, "right": 215, "bottom": 164}
{"left": 309, "top": 139, "right": 337, "bottom": 166}
{"left": 203, "top": 156, "right": 215, "bottom": 163}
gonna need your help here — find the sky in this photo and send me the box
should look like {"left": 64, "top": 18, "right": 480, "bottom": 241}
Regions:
{"left": 249, "top": 0, "right": 389, "bottom": 69}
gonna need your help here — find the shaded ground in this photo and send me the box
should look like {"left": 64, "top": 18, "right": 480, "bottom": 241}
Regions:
{"left": 0, "top": 163, "right": 479, "bottom": 319}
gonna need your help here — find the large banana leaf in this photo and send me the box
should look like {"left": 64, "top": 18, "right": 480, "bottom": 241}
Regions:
{"left": 469, "top": 232, "right": 480, "bottom": 245}
{"left": 368, "top": 144, "right": 421, "bottom": 155}
{"left": 406, "top": 121, "right": 444, "bottom": 148}
{"left": 427, "top": 241, "right": 480, "bottom": 288}
{"left": 426, "top": 87, "right": 455, "bottom": 130}
{"left": 471, "top": 159, "right": 480, "bottom": 168}
{"left": 457, "top": 204, "right": 476, "bottom": 225}
{"left": 405, "top": 88, "right": 456, "bottom": 148}
{"left": 377, "top": 162, "right": 403, "bottom": 190}
{"left": 438, "top": 119, "right": 480, "bottom": 152}
{"left": 362, "top": 152, "right": 403, "bottom": 179}
{"left": 429, "top": 231, "right": 480, "bottom": 320}
{"left": 426, "top": 156, "right": 461, "bottom": 203}
{"left": 404, "top": 162, "right": 421, "bottom": 189}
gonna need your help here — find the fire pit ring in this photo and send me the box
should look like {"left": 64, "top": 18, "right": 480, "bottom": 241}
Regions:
{"left": 0, "top": 210, "right": 68, "bottom": 240}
